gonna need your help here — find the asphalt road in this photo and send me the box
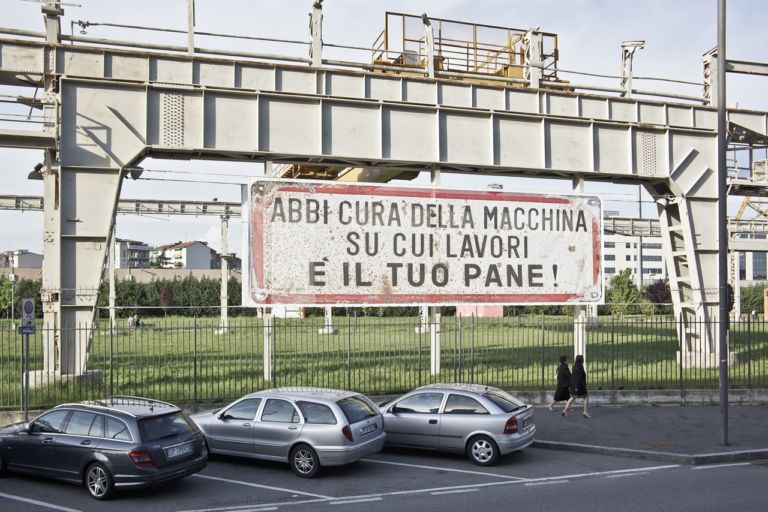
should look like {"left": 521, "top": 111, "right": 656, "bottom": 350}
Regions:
{"left": 1, "top": 448, "right": 766, "bottom": 512}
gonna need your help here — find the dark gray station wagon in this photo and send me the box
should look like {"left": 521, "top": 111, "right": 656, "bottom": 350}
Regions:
{"left": 0, "top": 396, "right": 207, "bottom": 500}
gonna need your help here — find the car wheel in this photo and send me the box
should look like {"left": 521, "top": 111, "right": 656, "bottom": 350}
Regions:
{"left": 466, "top": 435, "right": 499, "bottom": 466}
{"left": 84, "top": 462, "right": 115, "bottom": 500}
{"left": 290, "top": 444, "right": 320, "bottom": 478}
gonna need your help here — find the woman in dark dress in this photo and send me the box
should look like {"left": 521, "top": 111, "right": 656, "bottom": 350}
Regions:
{"left": 563, "top": 354, "right": 590, "bottom": 418}
{"left": 548, "top": 355, "right": 571, "bottom": 412}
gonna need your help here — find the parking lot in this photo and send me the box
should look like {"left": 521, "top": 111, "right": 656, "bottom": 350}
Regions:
{"left": 0, "top": 446, "right": 700, "bottom": 512}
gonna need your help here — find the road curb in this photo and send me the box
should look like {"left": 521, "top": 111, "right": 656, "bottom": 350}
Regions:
{"left": 533, "top": 440, "right": 768, "bottom": 465}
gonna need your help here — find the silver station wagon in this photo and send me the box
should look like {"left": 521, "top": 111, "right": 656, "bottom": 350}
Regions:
{"left": 380, "top": 384, "right": 535, "bottom": 466}
{"left": 190, "top": 387, "right": 385, "bottom": 478}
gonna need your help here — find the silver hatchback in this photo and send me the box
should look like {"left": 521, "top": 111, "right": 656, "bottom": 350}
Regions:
{"left": 190, "top": 387, "right": 385, "bottom": 478}
{"left": 380, "top": 384, "right": 535, "bottom": 466}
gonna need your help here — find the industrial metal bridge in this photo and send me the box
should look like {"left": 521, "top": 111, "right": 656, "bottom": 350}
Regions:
{"left": 1, "top": 1, "right": 767, "bottom": 381}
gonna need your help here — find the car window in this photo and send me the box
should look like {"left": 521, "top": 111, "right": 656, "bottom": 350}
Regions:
{"left": 64, "top": 411, "right": 98, "bottom": 435}
{"left": 89, "top": 414, "right": 104, "bottom": 438}
{"left": 482, "top": 391, "right": 526, "bottom": 413}
{"left": 33, "top": 409, "right": 70, "bottom": 433}
{"left": 106, "top": 417, "right": 132, "bottom": 441}
{"left": 297, "top": 401, "right": 337, "bottom": 425}
{"left": 336, "top": 396, "right": 377, "bottom": 424}
{"left": 223, "top": 398, "right": 262, "bottom": 421}
{"left": 392, "top": 393, "right": 444, "bottom": 414}
{"left": 261, "top": 399, "right": 299, "bottom": 423}
{"left": 444, "top": 394, "right": 489, "bottom": 415}
{"left": 139, "top": 412, "right": 195, "bottom": 442}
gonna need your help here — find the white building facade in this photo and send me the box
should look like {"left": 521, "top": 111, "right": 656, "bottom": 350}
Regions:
{"left": 114, "top": 239, "right": 153, "bottom": 269}
{"left": 151, "top": 241, "right": 220, "bottom": 269}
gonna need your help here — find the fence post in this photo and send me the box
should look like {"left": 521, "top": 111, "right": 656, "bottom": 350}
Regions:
{"left": 678, "top": 313, "right": 684, "bottom": 398}
{"left": 347, "top": 313, "right": 351, "bottom": 390}
{"left": 611, "top": 315, "right": 615, "bottom": 394}
{"left": 539, "top": 314, "right": 545, "bottom": 392}
{"left": 540, "top": 313, "right": 545, "bottom": 392}
{"left": 418, "top": 317, "right": 422, "bottom": 387}
{"left": 747, "top": 314, "right": 752, "bottom": 389}
{"left": 109, "top": 319, "right": 114, "bottom": 397}
{"left": 193, "top": 317, "right": 198, "bottom": 404}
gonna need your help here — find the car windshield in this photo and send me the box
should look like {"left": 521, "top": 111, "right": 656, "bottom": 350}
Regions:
{"left": 337, "top": 396, "right": 378, "bottom": 424}
{"left": 482, "top": 391, "right": 526, "bottom": 412}
{"left": 138, "top": 412, "right": 195, "bottom": 441}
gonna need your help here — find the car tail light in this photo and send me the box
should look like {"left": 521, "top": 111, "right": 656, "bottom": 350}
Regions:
{"left": 129, "top": 449, "right": 155, "bottom": 467}
{"left": 503, "top": 417, "right": 518, "bottom": 434}
{"left": 342, "top": 425, "right": 354, "bottom": 442}
{"left": 201, "top": 438, "right": 208, "bottom": 456}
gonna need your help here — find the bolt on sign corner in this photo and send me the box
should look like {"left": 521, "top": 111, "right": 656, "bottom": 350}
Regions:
{"left": 248, "top": 179, "right": 603, "bottom": 307}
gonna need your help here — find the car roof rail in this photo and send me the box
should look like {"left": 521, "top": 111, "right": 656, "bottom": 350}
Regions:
{"left": 99, "top": 395, "right": 179, "bottom": 413}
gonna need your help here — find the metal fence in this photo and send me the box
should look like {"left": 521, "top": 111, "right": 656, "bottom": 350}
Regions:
{"left": 1, "top": 314, "right": 767, "bottom": 410}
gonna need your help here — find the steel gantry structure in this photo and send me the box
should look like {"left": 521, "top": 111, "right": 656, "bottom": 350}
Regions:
{"left": 1, "top": 1, "right": 768, "bottom": 381}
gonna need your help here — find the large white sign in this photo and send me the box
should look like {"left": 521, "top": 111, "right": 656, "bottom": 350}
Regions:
{"left": 244, "top": 179, "right": 603, "bottom": 306}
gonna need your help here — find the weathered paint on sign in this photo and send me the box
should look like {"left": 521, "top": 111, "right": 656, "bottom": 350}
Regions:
{"left": 248, "top": 179, "right": 602, "bottom": 306}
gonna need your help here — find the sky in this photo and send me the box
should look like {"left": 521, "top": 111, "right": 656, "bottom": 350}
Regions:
{"left": 1, "top": 0, "right": 767, "bottom": 257}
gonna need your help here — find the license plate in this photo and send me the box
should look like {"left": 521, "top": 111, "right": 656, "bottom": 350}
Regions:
{"left": 522, "top": 417, "right": 532, "bottom": 429}
{"left": 165, "top": 441, "right": 193, "bottom": 459}
{"left": 360, "top": 423, "right": 377, "bottom": 435}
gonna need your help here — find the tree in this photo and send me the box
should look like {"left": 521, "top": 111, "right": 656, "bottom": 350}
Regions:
{"left": 644, "top": 278, "right": 673, "bottom": 315}
{"left": 606, "top": 269, "right": 640, "bottom": 317}
{"left": 159, "top": 284, "right": 174, "bottom": 316}
{"left": 0, "top": 275, "right": 11, "bottom": 318}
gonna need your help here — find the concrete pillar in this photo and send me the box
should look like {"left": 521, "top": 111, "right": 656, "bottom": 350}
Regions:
{"left": 318, "top": 306, "right": 337, "bottom": 334}
{"left": 263, "top": 313, "right": 272, "bottom": 382}
{"left": 423, "top": 14, "right": 435, "bottom": 78}
{"left": 309, "top": 1, "right": 323, "bottom": 67}
{"left": 430, "top": 312, "right": 442, "bottom": 376}
{"left": 572, "top": 176, "right": 588, "bottom": 360}
{"left": 109, "top": 231, "right": 116, "bottom": 331}
{"left": 218, "top": 215, "right": 229, "bottom": 332}
{"left": 523, "top": 29, "right": 542, "bottom": 88}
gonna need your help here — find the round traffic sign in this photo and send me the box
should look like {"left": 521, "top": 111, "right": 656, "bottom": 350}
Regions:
{"left": 23, "top": 300, "right": 34, "bottom": 315}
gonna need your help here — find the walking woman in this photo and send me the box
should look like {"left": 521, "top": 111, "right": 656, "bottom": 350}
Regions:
{"left": 548, "top": 355, "right": 571, "bottom": 412}
{"left": 563, "top": 354, "right": 590, "bottom": 418}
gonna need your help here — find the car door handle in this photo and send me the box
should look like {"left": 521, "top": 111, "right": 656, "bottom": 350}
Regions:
{"left": 241, "top": 423, "right": 251, "bottom": 428}
{"left": 80, "top": 440, "right": 92, "bottom": 446}
{"left": 428, "top": 419, "right": 438, "bottom": 424}
{"left": 42, "top": 437, "right": 54, "bottom": 444}
{"left": 288, "top": 426, "right": 298, "bottom": 430}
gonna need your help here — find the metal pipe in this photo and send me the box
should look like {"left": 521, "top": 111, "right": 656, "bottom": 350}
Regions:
{"left": 61, "top": 34, "right": 312, "bottom": 63}
{"left": 717, "top": 0, "right": 729, "bottom": 446}
{"left": 0, "top": 27, "right": 46, "bottom": 38}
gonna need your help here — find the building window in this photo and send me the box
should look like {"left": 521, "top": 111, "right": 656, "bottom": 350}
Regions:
{"left": 625, "top": 243, "right": 631, "bottom": 249}
{"left": 604, "top": 242, "right": 615, "bottom": 248}
{"left": 642, "top": 255, "right": 662, "bottom": 262}
{"left": 604, "top": 254, "right": 616, "bottom": 261}
{"left": 753, "top": 252, "right": 767, "bottom": 280}
{"left": 642, "top": 243, "right": 662, "bottom": 250}
{"left": 605, "top": 267, "right": 615, "bottom": 274}
{"left": 739, "top": 253, "right": 746, "bottom": 280}
{"left": 626, "top": 255, "right": 632, "bottom": 261}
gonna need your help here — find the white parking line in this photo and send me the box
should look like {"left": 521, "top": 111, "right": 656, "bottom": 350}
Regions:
{"left": 176, "top": 497, "right": 329, "bottom": 512}
{"left": 605, "top": 472, "right": 649, "bottom": 479}
{"left": 691, "top": 462, "right": 752, "bottom": 470}
{"left": 330, "top": 497, "right": 383, "bottom": 506}
{"left": 360, "top": 458, "right": 526, "bottom": 480}
{"left": 524, "top": 480, "right": 569, "bottom": 486}
{"left": 430, "top": 489, "right": 479, "bottom": 495}
{"left": 237, "top": 508, "right": 278, "bottom": 512}
{"left": 192, "top": 474, "right": 333, "bottom": 499}
{"left": 0, "top": 492, "right": 82, "bottom": 512}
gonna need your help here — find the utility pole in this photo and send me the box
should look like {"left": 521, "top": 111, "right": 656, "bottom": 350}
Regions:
{"left": 716, "top": 0, "right": 729, "bottom": 446}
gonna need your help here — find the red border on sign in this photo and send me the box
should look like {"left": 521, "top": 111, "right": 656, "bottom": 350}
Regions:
{"left": 250, "top": 181, "right": 599, "bottom": 305}
{"left": 260, "top": 293, "right": 579, "bottom": 305}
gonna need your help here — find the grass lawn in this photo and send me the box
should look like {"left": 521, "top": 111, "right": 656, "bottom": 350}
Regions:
{"left": 1, "top": 315, "right": 767, "bottom": 409}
